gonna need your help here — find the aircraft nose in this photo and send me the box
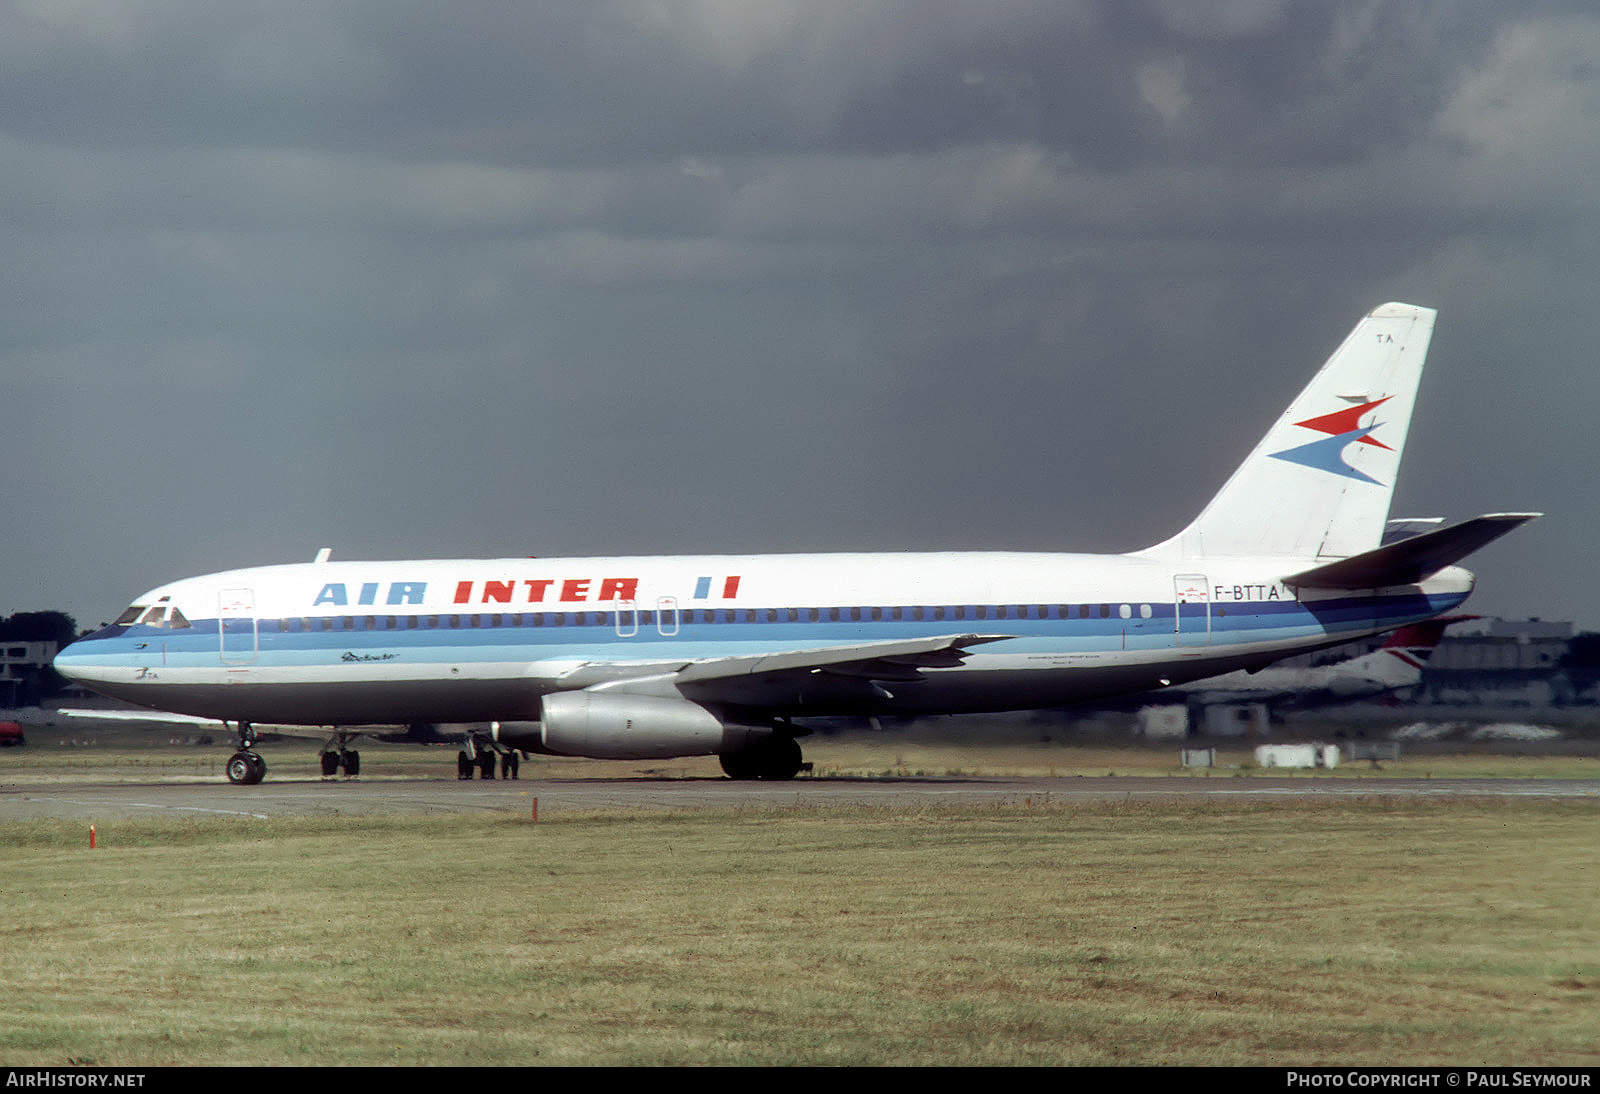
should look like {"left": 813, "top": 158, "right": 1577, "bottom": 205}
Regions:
{"left": 53, "top": 641, "right": 87, "bottom": 680}
{"left": 53, "top": 639, "right": 106, "bottom": 684}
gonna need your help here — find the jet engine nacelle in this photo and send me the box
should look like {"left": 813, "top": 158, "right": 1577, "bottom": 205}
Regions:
{"left": 495, "top": 691, "right": 757, "bottom": 760}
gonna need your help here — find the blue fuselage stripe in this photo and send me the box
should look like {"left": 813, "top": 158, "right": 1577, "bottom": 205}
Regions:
{"left": 64, "top": 591, "right": 1463, "bottom": 668}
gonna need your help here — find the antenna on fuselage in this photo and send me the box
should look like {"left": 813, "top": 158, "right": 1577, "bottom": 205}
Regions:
{"left": 314, "top": 547, "right": 333, "bottom": 564}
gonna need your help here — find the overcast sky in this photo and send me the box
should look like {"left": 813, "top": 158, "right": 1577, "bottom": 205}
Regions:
{"left": 3, "top": 1, "right": 1595, "bottom": 633}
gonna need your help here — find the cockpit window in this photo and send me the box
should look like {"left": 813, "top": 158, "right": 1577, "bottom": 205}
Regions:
{"left": 114, "top": 606, "right": 146, "bottom": 626}
{"left": 168, "top": 608, "right": 192, "bottom": 629}
{"left": 140, "top": 607, "right": 167, "bottom": 626}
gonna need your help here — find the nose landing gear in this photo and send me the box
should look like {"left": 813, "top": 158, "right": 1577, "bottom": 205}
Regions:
{"left": 225, "top": 723, "right": 267, "bottom": 784}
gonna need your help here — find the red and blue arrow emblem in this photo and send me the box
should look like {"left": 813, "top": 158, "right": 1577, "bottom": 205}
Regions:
{"left": 1268, "top": 396, "right": 1393, "bottom": 484}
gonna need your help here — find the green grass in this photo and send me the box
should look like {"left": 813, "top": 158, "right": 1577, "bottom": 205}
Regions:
{"left": 2, "top": 800, "right": 1597, "bottom": 1066}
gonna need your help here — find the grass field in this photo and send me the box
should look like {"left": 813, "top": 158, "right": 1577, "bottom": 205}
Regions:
{"left": 2, "top": 792, "right": 1597, "bottom": 1065}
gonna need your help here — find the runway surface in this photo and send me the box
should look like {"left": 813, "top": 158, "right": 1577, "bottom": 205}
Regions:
{"left": 4, "top": 772, "right": 1597, "bottom": 820}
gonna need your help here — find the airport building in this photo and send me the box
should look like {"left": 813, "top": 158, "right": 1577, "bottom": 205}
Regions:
{"left": 0, "top": 640, "right": 62, "bottom": 707}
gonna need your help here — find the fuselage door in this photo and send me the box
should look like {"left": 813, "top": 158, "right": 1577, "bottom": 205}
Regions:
{"left": 615, "top": 600, "right": 638, "bottom": 638}
{"left": 219, "top": 587, "right": 258, "bottom": 665}
{"left": 657, "top": 596, "right": 679, "bottom": 637}
{"left": 1174, "top": 574, "right": 1210, "bottom": 647}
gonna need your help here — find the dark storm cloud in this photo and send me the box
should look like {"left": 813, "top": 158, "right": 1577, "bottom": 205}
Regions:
{"left": 1, "top": 1, "right": 1595, "bottom": 633}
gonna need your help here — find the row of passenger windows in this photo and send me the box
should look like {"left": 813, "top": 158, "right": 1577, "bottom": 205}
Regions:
{"left": 264, "top": 603, "right": 1161, "bottom": 632}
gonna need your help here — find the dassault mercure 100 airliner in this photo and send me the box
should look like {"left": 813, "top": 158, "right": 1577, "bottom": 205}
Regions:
{"left": 54, "top": 303, "right": 1538, "bottom": 784}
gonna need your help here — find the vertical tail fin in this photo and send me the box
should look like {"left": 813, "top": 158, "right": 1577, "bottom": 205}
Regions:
{"left": 1318, "top": 620, "right": 1459, "bottom": 687}
{"left": 1139, "top": 302, "right": 1436, "bottom": 562}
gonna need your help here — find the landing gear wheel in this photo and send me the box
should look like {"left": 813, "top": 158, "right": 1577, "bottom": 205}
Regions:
{"left": 719, "top": 750, "right": 760, "bottom": 779}
{"left": 761, "top": 736, "right": 804, "bottom": 780}
{"left": 341, "top": 750, "right": 360, "bottom": 777}
{"left": 320, "top": 751, "right": 340, "bottom": 777}
{"left": 227, "top": 751, "right": 266, "bottom": 785}
{"left": 720, "top": 736, "right": 805, "bottom": 781}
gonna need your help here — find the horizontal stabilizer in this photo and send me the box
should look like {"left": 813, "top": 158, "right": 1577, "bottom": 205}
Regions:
{"left": 1283, "top": 513, "right": 1540, "bottom": 590}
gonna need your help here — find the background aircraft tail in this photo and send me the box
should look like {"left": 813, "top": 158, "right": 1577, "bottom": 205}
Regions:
{"left": 1140, "top": 302, "right": 1436, "bottom": 562}
{"left": 1343, "top": 616, "right": 1460, "bottom": 688}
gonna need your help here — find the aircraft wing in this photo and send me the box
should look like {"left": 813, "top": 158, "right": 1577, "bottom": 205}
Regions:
{"left": 58, "top": 707, "right": 226, "bottom": 727}
{"left": 569, "top": 632, "right": 1015, "bottom": 705}
{"left": 55, "top": 708, "right": 378, "bottom": 741}
{"left": 1282, "top": 512, "right": 1541, "bottom": 590}
{"left": 675, "top": 632, "right": 1014, "bottom": 683}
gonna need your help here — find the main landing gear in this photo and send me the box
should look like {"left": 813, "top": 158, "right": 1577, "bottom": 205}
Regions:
{"left": 225, "top": 722, "right": 267, "bottom": 785}
{"left": 456, "top": 731, "right": 520, "bottom": 780}
{"left": 719, "top": 730, "right": 811, "bottom": 781}
{"left": 318, "top": 730, "right": 362, "bottom": 779}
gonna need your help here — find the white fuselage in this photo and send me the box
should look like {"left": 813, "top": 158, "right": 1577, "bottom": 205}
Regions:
{"left": 53, "top": 550, "right": 1473, "bottom": 728}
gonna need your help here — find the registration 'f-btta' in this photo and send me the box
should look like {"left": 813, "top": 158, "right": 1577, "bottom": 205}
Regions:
{"left": 54, "top": 304, "right": 1538, "bottom": 784}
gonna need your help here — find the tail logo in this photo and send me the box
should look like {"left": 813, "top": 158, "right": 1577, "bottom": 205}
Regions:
{"left": 1268, "top": 396, "right": 1394, "bottom": 485}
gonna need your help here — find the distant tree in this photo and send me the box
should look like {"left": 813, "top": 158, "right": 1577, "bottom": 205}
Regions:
{"left": 0, "top": 611, "right": 78, "bottom": 647}
{"left": 1559, "top": 633, "right": 1600, "bottom": 669}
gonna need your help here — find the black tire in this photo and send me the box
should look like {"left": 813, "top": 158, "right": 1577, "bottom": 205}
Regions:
{"left": 320, "top": 752, "right": 340, "bottom": 777}
{"left": 720, "top": 737, "right": 804, "bottom": 780}
{"left": 342, "top": 750, "right": 360, "bottom": 777}
{"left": 227, "top": 752, "right": 254, "bottom": 785}
{"left": 227, "top": 751, "right": 266, "bottom": 785}
{"left": 759, "top": 736, "right": 804, "bottom": 780}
